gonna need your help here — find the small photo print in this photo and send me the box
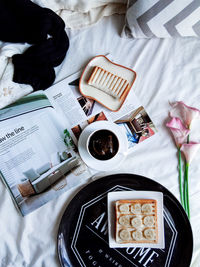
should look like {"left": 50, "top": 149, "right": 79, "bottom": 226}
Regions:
{"left": 115, "top": 106, "right": 157, "bottom": 148}
{"left": 71, "top": 111, "right": 108, "bottom": 141}
{"left": 67, "top": 76, "right": 96, "bottom": 117}
{"left": 77, "top": 96, "right": 95, "bottom": 116}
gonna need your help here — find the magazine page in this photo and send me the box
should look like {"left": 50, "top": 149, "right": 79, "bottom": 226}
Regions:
{"left": 46, "top": 71, "right": 157, "bottom": 152}
{"left": 0, "top": 96, "right": 91, "bottom": 216}
{"left": 0, "top": 91, "right": 52, "bottom": 122}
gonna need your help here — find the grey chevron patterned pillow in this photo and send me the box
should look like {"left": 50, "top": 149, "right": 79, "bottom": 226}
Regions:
{"left": 122, "top": 0, "right": 200, "bottom": 38}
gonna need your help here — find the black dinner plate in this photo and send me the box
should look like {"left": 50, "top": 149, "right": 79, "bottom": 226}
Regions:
{"left": 57, "top": 174, "right": 193, "bottom": 267}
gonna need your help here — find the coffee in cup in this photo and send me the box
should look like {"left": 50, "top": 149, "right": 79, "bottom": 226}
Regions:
{"left": 88, "top": 129, "right": 119, "bottom": 160}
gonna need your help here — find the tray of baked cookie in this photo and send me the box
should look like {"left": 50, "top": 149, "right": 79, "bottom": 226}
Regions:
{"left": 57, "top": 173, "right": 193, "bottom": 267}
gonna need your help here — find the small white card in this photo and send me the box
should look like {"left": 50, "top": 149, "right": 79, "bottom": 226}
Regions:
{"left": 107, "top": 191, "right": 165, "bottom": 249}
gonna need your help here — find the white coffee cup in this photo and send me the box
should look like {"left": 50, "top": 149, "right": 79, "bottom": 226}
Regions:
{"left": 78, "top": 121, "right": 128, "bottom": 171}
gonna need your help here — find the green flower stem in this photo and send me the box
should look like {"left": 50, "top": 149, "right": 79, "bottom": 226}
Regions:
{"left": 178, "top": 147, "right": 184, "bottom": 208}
{"left": 183, "top": 163, "right": 188, "bottom": 215}
{"left": 185, "top": 162, "right": 190, "bottom": 219}
{"left": 184, "top": 132, "right": 190, "bottom": 218}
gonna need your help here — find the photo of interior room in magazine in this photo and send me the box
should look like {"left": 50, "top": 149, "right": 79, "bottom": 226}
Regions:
{"left": 67, "top": 75, "right": 100, "bottom": 119}
{"left": 0, "top": 101, "right": 89, "bottom": 216}
{"left": 115, "top": 106, "right": 157, "bottom": 149}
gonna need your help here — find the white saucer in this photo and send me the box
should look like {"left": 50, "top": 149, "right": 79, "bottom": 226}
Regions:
{"left": 78, "top": 121, "right": 128, "bottom": 171}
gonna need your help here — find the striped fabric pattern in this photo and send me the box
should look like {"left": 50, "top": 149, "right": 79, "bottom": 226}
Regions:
{"left": 122, "top": 0, "right": 200, "bottom": 38}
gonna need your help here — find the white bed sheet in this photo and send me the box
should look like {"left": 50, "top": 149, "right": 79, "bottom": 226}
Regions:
{"left": 0, "top": 14, "right": 200, "bottom": 267}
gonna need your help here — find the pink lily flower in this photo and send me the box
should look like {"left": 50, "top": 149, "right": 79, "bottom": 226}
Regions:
{"left": 170, "top": 101, "right": 200, "bottom": 127}
{"left": 166, "top": 117, "right": 190, "bottom": 147}
{"left": 180, "top": 142, "right": 200, "bottom": 164}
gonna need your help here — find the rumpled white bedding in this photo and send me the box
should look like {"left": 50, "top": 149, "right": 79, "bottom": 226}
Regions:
{"left": 32, "top": 0, "right": 126, "bottom": 29}
{"left": 0, "top": 14, "right": 200, "bottom": 267}
{"left": 0, "top": 43, "right": 33, "bottom": 109}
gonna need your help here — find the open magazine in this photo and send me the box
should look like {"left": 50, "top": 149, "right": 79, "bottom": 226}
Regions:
{"left": 0, "top": 68, "right": 157, "bottom": 216}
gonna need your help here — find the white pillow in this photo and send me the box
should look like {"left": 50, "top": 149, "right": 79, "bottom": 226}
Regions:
{"left": 122, "top": 0, "right": 200, "bottom": 38}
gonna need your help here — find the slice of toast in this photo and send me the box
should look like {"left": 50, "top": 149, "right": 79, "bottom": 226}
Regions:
{"left": 88, "top": 66, "right": 130, "bottom": 101}
{"left": 115, "top": 199, "right": 158, "bottom": 244}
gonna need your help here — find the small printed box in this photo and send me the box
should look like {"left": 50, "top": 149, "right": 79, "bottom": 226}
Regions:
{"left": 115, "top": 199, "right": 158, "bottom": 244}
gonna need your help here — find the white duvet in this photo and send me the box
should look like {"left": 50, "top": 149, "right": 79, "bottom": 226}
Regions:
{"left": 0, "top": 13, "right": 200, "bottom": 267}
{"left": 32, "top": 0, "right": 126, "bottom": 29}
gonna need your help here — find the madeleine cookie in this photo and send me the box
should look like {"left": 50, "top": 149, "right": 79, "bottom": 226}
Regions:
{"left": 115, "top": 199, "right": 158, "bottom": 244}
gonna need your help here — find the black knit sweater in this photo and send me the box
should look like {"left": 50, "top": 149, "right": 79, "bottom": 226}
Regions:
{"left": 0, "top": 0, "right": 69, "bottom": 90}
